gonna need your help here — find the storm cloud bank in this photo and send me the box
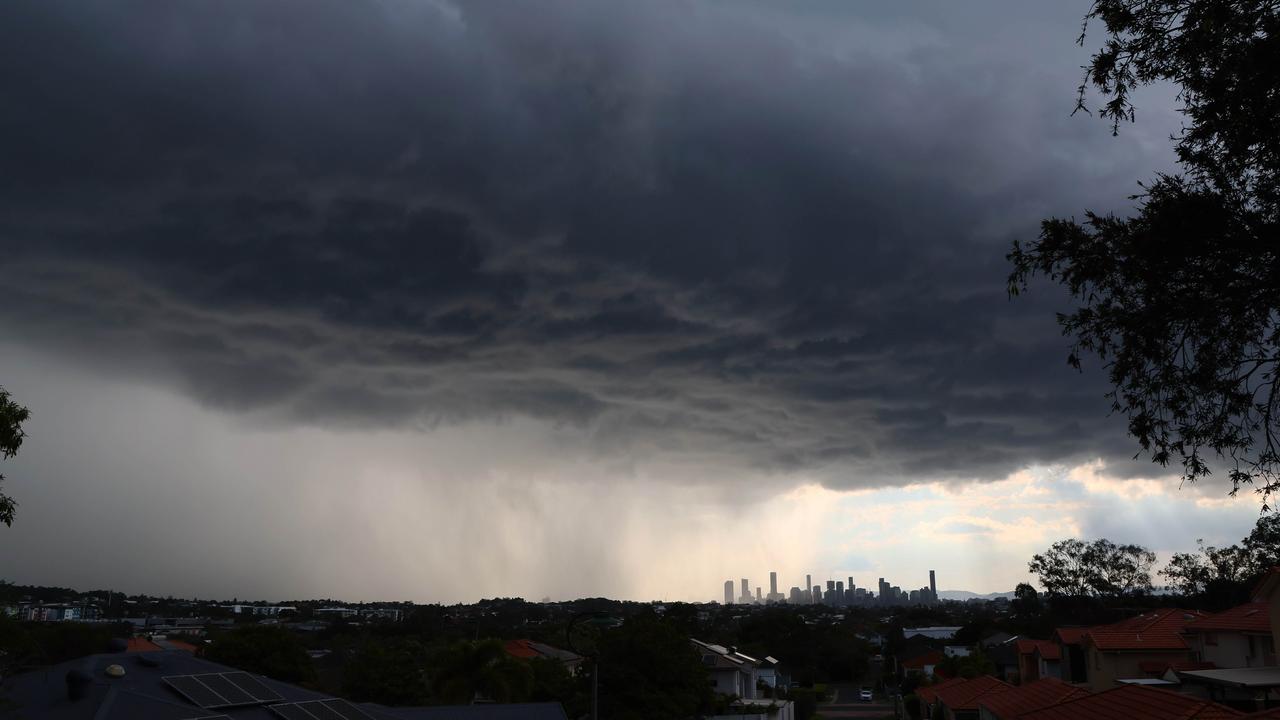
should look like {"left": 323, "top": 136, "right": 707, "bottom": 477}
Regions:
{"left": 0, "top": 0, "right": 1181, "bottom": 489}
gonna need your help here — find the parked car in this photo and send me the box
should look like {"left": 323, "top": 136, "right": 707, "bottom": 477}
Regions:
{"left": 859, "top": 687, "right": 873, "bottom": 701}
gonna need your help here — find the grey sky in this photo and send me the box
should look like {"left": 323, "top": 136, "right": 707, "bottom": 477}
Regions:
{"left": 2, "top": 0, "right": 1247, "bottom": 601}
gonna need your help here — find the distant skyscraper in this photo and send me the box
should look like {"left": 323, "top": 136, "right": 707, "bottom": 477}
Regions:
{"left": 741, "top": 578, "right": 748, "bottom": 597}
{"left": 930, "top": 570, "right": 937, "bottom": 603}
{"left": 770, "top": 571, "right": 778, "bottom": 596}
{"left": 805, "top": 574, "right": 812, "bottom": 603}
{"left": 724, "top": 580, "right": 734, "bottom": 605}
{"left": 755, "top": 586, "right": 761, "bottom": 601}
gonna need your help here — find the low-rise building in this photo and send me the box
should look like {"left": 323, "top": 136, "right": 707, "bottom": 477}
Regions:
{"left": 1183, "top": 601, "right": 1275, "bottom": 669}
{"left": 977, "top": 677, "right": 1090, "bottom": 720}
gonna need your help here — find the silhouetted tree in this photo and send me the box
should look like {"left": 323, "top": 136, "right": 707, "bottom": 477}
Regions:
{"left": 595, "top": 612, "right": 712, "bottom": 720}
{"left": 1009, "top": 0, "right": 1280, "bottom": 507}
{"left": 343, "top": 638, "right": 428, "bottom": 706}
{"left": 1011, "top": 583, "right": 1042, "bottom": 618}
{"left": 202, "top": 625, "right": 315, "bottom": 683}
{"left": 1161, "top": 514, "right": 1280, "bottom": 601}
{"left": 0, "top": 386, "right": 31, "bottom": 527}
{"left": 430, "top": 640, "right": 532, "bottom": 704}
{"left": 1029, "top": 538, "right": 1154, "bottom": 597}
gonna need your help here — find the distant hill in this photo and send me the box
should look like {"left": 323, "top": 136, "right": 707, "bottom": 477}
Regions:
{"left": 938, "top": 590, "right": 1015, "bottom": 601}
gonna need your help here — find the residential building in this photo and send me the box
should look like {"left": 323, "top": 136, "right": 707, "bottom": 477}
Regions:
{"left": 503, "top": 639, "right": 584, "bottom": 674}
{"left": 977, "top": 677, "right": 1090, "bottom": 720}
{"left": 1015, "top": 639, "right": 1061, "bottom": 683}
{"left": 916, "top": 677, "right": 966, "bottom": 719}
{"left": 902, "top": 650, "right": 945, "bottom": 678}
{"left": 692, "top": 639, "right": 760, "bottom": 699}
{"left": 1016, "top": 683, "right": 1240, "bottom": 720}
{"left": 1053, "top": 627, "right": 1089, "bottom": 684}
{"left": 1183, "top": 601, "right": 1276, "bottom": 669}
{"left": 932, "top": 675, "right": 1012, "bottom": 720}
{"left": 1079, "top": 608, "right": 1206, "bottom": 691}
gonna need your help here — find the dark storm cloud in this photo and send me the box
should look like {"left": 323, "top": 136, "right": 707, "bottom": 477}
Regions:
{"left": 0, "top": 0, "right": 1174, "bottom": 486}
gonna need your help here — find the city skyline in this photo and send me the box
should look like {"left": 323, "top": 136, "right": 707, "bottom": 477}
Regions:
{"left": 719, "top": 570, "right": 940, "bottom": 606}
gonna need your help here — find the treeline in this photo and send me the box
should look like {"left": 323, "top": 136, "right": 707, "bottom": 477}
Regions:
{"left": 1003, "top": 515, "right": 1280, "bottom": 636}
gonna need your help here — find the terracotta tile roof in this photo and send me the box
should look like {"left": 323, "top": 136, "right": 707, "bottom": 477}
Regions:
{"left": 933, "top": 675, "right": 1013, "bottom": 711}
{"left": 977, "top": 677, "right": 1090, "bottom": 720}
{"left": 1185, "top": 602, "right": 1272, "bottom": 634}
{"left": 1085, "top": 608, "right": 1206, "bottom": 651}
{"left": 1240, "top": 708, "right": 1280, "bottom": 719}
{"left": 1018, "top": 684, "right": 1242, "bottom": 720}
{"left": 1016, "top": 638, "right": 1061, "bottom": 661}
{"left": 504, "top": 639, "right": 541, "bottom": 659}
{"left": 1054, "top": 627, "right": 1088, "bottom": 645}
{"left": 903, "top": 649, "right": 945, "bottom": 669}
{"left": 125, "top": 637, "right": 161, "bottom": 653}
{"left": 915, "top": 677, "right": 965, "bottom": 704}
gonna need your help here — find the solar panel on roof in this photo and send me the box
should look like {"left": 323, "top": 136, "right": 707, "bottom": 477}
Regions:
{"left": 196, "top": 673, "right": 258, "bottom": 706}
{"left": 268, "top": 699, "right": 376, "bottom": 720}
{"left": 268, "top": 705, "right": 318, "bottom": 720}
{"left": 164, "top": 675, "right": 229, "bottom": 708}
{"left": 222, "top": 671, "right": 285, "bottom": 702}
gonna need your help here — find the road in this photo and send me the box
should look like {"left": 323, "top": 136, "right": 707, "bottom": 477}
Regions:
{"left": 818, "top": 684, "right": 896, "bottom": 719}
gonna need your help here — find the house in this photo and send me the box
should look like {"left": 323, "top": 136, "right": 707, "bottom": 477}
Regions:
{"left": 755, "top": 655, "right": 784, "bottom": 690}
{"left": 1053, "top": 627, "right": 1089, "bottom": 684}
{"left": 1015, "top": 683, "right": 1241, "bottom": 719}
{"left": 977, "top": 677, "right": 1090, "bottom": 720}
{"left": 1183, "top": 602, "right": 1275, "bottom": 669}
{"left": 932, "top": 675, "right": 1013, "bottom": 720}
{"left": 916, "top": 677, "right": 967, "bottom": 719}
{"left": 985, "top": 638, "right": 1021, "bottom": 683}
{"left": 692, "top": 639, "right": 760, "bottom": 699}
{"left": 1175, "top": 667, "right": 1280, "bottom": 711}
{"left": 903, "top": 649, "right": 946, "bottom": 678}
{"left": 0, "top": 649, "right": 569, "bottom": 720}
{"left": 1015, "top": 639, "right": 1060, "bottom": 683}
{"left": 1079, "top": 608, "right": 1207, "bottom": 691}
{"left": 503, "top": 639, "right": 584, "bottom": 673}
{"left": 981, "top": 632, "right": 1016, "bottom": 648}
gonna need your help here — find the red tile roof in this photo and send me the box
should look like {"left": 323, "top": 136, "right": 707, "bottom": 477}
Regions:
{"left": 504, "top": 639, "right": 540, "bottom": 659}
{"left": 933, "top": 675, "right": 1013, "bottom": 711}
{"left": 1085, "top": 608, "right": 1206, "bottom": 651}
{"left": 977, "top": 677, "right": 1090, "bottom": 720}
{"left": 1016, "top": 638, "right": 1062, "bottom": 661}
{"left": 903, "top": 649, "right": 945, "bottom": 669}
{"left": 1185, "top": 602, "right": 1272, "bottom": 634}
{"left": 1018, "top": 684, "right": 1242, "bottom": 720}
{"left": 125, "top": 637, "right": 161, "bottom": 653}
{"left": 1054, "top": 627, "right": 1088, "bottom": 645}
{"left": 915, "top": 677, "right": 965, "bottom": 704}
{"left": 1240, "top": 708, "right": 1280, "bottom": 719}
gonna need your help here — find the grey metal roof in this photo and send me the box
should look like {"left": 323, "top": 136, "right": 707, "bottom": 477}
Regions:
{"left": 0, "top": 651, "right": 565, "bottom": 720}
{"left": 1177, "top": 667, "right": 1280, "bottom": 688}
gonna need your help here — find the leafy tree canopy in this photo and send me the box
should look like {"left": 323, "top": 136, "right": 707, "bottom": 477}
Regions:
{"left": 0, "top": 386, "right": 31, "bottom": 527}
{"left": 1009, "top": 0, "right": 1280, "bottom": 506}
{"left": 202, "top": 625, "right": 316, "bottom": 684}
{"left": 1029, "top": 538, "right": 1155, "bottom": 597}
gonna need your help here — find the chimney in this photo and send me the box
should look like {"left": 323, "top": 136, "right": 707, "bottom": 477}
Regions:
{"left": 66, "top": 669, "right": 91, "bottom": 701}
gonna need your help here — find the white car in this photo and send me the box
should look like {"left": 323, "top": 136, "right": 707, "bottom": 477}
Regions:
{"left": 859, "top": 687, "right": 873, "bottom": 701}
